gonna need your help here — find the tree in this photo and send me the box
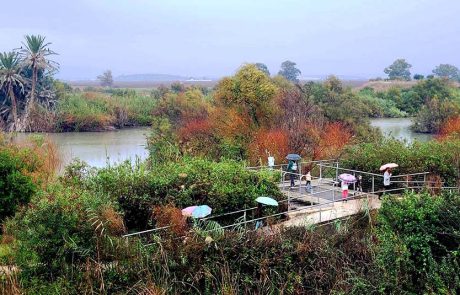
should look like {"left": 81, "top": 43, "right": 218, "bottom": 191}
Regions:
{"left": 278, "top": 60, "right": 301, "bottom": 82}
{"left": 432, "top": 64, "right": 460, "bottom": 81}
{"left": 0, "top": 52, "right": 24, "bottom": 131}
{"left": 19, "top": 35, "right": 58, "bottom": 130}
{"left": 214, "top": 64, "right": 278, "bottom": 128}
{"left": 413, "top": 74, "right": 424, "bottom": 80}
{"left": 384, "top": 59, "right": 412, "bottom": 80}
{"left": 254, "top": 63, "right": 270, "bottom": 76}
{"left": 97, "top": 70, "right": 114, "bottom": 87}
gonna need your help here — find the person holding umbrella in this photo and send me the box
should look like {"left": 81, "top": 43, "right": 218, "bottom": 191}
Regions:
{"left": 286, "top": 154, "right": 301, "bottom": 188}
{"left": 254, "top": 197, "right": 278, "bottom": 229}
{"left": 338, "top": 173, "right": 357, "bottom": 201}
{"left": 380, "top": 163, "right": 398, "bottom": 199}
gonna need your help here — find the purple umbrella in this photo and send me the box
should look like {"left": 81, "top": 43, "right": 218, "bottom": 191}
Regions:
{"left": 339, "top": 173, "right": 357, "bottom": 183}
{"left": 182, "top": 206, "right": 198, "bottom": 217}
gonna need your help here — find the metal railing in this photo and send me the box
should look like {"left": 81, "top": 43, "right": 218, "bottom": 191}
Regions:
{"left": 123, "top": 161, "right": 457, "bottom": 240}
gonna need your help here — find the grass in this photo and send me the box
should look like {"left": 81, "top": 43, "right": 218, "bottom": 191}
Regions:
{"left": 0, "top": 241, "right": 12, "bottom": 261}
{"left": 56, "top": 91, "right": 157, "bottom": 131}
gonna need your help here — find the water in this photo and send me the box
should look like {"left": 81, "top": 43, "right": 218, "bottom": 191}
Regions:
{"left": 13, "top": 127, "right": 150, "bottom": 169}
{"left": 370, "top": 118, "right": 433, "bottom": 142}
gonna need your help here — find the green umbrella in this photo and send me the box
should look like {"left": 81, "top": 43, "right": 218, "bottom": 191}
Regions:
{"left": 255, "top": 197, "right": 279, "bottom": 206}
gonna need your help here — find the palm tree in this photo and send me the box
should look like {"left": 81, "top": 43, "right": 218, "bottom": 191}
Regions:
{"left": 19, "top": 35, "right": 57, "bottom": 128}
{"left": 0, "top": 52, "right": 24, "bottom": 131}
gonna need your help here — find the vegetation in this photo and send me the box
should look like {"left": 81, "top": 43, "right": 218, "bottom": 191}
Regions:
{"left": 0, "top": 35, "right": 58, "bottom": 132}
{"left": 3, "top": 147, "right": 460, "bottom": 294}
{"left": 56, "top": 91, "right": 157, "bottom": 131}
{"left": 342, "top": 138, "right": 460, "bottom": 186}
{"left": 97, "top": 70, "right": 114, "bottom": 87}
{"left": 432, "top": 63, "right": 460, "bottom": 81}
{"left": 278, "top": 60, "right": 301, "bottom": 82}
{"left": 384, "top": 58, "right": 412, "bottom": 80}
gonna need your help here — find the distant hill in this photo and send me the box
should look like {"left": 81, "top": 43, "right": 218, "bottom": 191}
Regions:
{"left": 115, "top": 73, "right": 190, "bottom": 82}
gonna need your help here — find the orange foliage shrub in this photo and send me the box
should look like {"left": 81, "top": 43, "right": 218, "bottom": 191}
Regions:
{"left": 153, "top": 205, "right": 188, "bottom": 236}
{"left": 178, "top": 119, "right": 219, "bottom": 156}
{"left": 211, "top": 107, "right": 253, "bottom": 141}
{"left": 437, "top": 116, "right": 460, "bottom": 140}
{"left": 249, "top": 129, "right": 289, "bottom": 165}
{"left": 302, "top": 122, "right": 353, "bottom": 161}
{"left": 99, "top": 206, "right": 126, "bottom": 236}
{"left": 2, "top": 134, "right": 61, "bottom": 185}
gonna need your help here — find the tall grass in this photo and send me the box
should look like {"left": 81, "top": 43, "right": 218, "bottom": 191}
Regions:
{"left": 56, "top": 91, "right": 157, "bottom": 131}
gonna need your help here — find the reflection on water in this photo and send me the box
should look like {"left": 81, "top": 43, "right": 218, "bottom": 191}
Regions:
{"left": 13, "top": 128, "right": 150, "bottom": 169}
{"left": 370, "top": 118, "right": 433, "bottom": 142}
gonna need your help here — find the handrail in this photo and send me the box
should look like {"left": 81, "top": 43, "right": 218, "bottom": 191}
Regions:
{"left": 319, "top": 164, "right": 430, "bottom": 179}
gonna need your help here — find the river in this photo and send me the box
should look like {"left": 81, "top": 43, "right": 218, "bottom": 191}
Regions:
{"left": 13, "top": 127, "right": 150, "bottom": 169}
{"left": 370, "top": 118, "right": 433, "bottom": 142}
{"left": 11, "top": 119, "right": 431, "bottom": 170}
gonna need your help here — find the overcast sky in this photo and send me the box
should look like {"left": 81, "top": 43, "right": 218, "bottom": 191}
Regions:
{"left": 0, "top": 0, "right": 459, "bottom": 80}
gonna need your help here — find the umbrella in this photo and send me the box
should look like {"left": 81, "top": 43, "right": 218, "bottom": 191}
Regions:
{"left": 379, "top": 163, "right": 398, "bottom": 171}
{"left": 339, "top": 173, "right": 357, "bottom": 183}
{"left": 191, "top": 205, "right": 212, "bottom": 218}
{"left": 256, "top": 196, "right": 279, "bottom": 206}
{"left": 182, "top": 206, "right": 198, "bottom": 217}
{"left": 286, "top": 154, "right": 301, "bottom": 161}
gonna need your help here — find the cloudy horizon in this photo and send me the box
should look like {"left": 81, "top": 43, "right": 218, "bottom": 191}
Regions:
{"left": 1, "top": 0, "right": 459, "bottom": 80}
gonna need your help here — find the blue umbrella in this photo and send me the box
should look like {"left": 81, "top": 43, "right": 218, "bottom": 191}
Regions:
{"left": 256, "top": 197, "right": 279, "bottom": 206}
{"left": 191, "top": 205, "right": 212, "bottom": 218}
{"left": 286, "top": 154, "right": 301, "bottom": 161}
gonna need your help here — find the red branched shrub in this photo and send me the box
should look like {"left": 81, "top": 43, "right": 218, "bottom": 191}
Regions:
{"left": 437, "top": 116, "right": 460, "bottom": 141}
{"left": 178, "top": 119, "right": 220, "bottom": 156}
{"left": 305, "top": 122, "right": 353, "bottom": 160}
{"left": 248, "top": 129, "right": 289, "bottom": 165}
{"left": 153, "top": 205, "right": 188, "bottom": 236}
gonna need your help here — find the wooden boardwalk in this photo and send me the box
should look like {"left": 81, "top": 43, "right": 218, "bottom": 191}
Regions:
{"left": 277, "top": 179, "right": 381, "bottom": 227}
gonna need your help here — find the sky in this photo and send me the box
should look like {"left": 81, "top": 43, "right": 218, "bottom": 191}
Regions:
{"left": 0, "top": 0, "right": 459, "bottom": 80}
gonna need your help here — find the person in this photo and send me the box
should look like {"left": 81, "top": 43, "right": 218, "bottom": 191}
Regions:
{"left": 356, "top": 175, "right": 363, "bottom": 192}
{"left": 255, "top": 203, "right": 264, "bottom": 229}
{"left": 287, "top": 160, "right": 297, "bottom": 188}
{"left": 381, "top": 168, "right": 392, "bottom": 199}
{"left": 341, "top": 181, "right": 349, "bottom": 200}
{"left": 305, "top": 171, "right": 312, "bottom": 193}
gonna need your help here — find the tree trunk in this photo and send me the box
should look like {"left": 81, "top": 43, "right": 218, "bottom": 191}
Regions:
{"left": 8, "top": 84, "right": 18, "bottom": 131}
{"left": 20, "top": 67, "right": 37, "bottom": 131}
{"left": 30, "top": 67, "right": 37, "bottom": 106}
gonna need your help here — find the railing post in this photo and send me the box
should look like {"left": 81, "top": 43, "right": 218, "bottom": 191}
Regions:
{"left": 319, "top": 163, "right": 322, "bottom": 181}
{"left": 243, "top": 207, "right": 247, "bottom": 231}
{"left": 372, "top": 176, "right": 375, "bottom": 194}
{"left": 299, "top": 175, "right": 302, "bottom": 195}
{"left": 335, "top": 162, "right": 339, "bottom": 182}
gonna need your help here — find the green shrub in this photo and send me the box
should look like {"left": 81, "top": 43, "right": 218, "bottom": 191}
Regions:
{"left": 0, "top": 149, "right": 36, "bottom": 224}
{"left": 4, "top": 184, "right": 124, "bottom": 278}
{"left": 341, "top": 138, "right": 460, "bottom": 186}
{"left": 85, "top": 158, "right": 283, "bottom": 230}
{"left": 376, "top": 192, "right": 460, "bottom": 293}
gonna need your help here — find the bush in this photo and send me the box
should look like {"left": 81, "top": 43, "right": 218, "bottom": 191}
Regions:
{"left": 341, "top": 138, "right": 460, "bottom": 186}
{"left": 56, "top": 92, "right": 156, "bottom": 131}
{"left": 0, "top": 150, "right": 36, "bottom": 224}
{"left": 376, "top": 192, "right": 460, "bottom": 293}
{"left": 4, "top": 184, "right": 124, "bottom": 278}
{"left": 84, "top": 158, "right": 283, "bottom": 230}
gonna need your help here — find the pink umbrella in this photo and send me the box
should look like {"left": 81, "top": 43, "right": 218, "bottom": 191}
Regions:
{"left": 379, "top": 163, "right": 398, "bottom": 171}
{"left": 181, "top": 206, "right": 198, "bottom": 216}
{"left": 339, "top": 173, "right": 357, "bottom": 183}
